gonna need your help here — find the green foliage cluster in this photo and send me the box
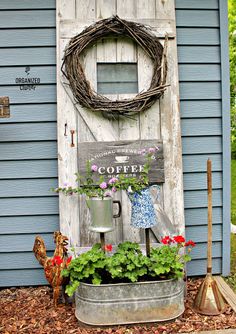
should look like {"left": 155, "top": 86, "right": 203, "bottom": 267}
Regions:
{"left": 229, "top": 0, "right": 236, "bottom": 106}
{"left": 62, "top": 240, "right": 193, "bottom": 297}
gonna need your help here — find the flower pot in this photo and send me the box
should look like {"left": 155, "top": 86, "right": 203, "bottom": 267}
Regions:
{"left": 86, "top": 197, "right": 121, "bottom": 233}
{"left": 75, "top": 278, "right": 185, "bottom": 325}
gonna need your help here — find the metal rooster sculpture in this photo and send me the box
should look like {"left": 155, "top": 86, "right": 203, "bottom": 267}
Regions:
{"left": 33, "top": 231, "right": 71, "bottom": 307}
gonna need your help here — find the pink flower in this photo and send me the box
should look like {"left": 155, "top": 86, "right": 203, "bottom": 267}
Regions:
{"left": 104, "top": 190, "right": 112, "bottom": 197}
{"left": 91, "top": 164, "right": 98, "bottom": 172}
{"left": 111, "top": 187, "right": 117, "bottom": 193}
{"left": 173, "top": 235, "right": 185, "bottom": 244}
{"left": 140, "top": 149, "right": 146, "bottom": 155}
{"left": 148, "top": 147, "right": 156, "bottom": 153}
{"left": 104, "top": 244, "right": 112, "bottom": 252}
{"left": 108, "top": 177, "right": 118, "bottom": 184}
{"left": 99, "top": 182, "right": 107, "bottom": 189}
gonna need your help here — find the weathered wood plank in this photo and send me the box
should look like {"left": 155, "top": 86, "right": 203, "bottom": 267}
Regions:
{"left": 96, "top": 0, "right": 116, "bottom": 18}
{"left": 215, "top": 276, "right": 236, "bottom": 313}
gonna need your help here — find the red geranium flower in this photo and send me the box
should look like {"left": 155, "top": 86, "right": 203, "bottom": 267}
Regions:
{"left": 161, "top": 236, "right": 173, "bottom": 245}
{"left": 104, "top": 244, "right": 112, "bottom": 252}
{"left": 51, "top": 255, "right": 63, "bottom": 266}
{"left": 173, "top": 235, "right": 185, "bottom": 244}
{"left": 66, "top": 256, "right": 72, "bottom": 266}
{"left": 185, "top": 240, "right": 196, "bottom": 247}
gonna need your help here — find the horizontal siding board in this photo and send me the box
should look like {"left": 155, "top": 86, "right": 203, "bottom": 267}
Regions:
{"left": 177, "top": 28, "right": 220, "bottom": 45}
{"left": 0, "top": 269, "right": 48, "bottom": 286}
{"left": 176, "top": 10, "right": 219, "bottom": 27}
{"left": 179, "top": 64, "right": 221, "bottom": 82}
{"left": 185, "top": 207, "right": 223, "bottom": 226}
{"left": 0, "top": 0, "right": 56, "bottom": 10}
{"left": 178, "top": 46, "right": 220, "bottom": 63}
{"left": 179, "top": 82, "right": 221, "bottom": 100}
{"left": 0, "top": 104, "right": 57, "bottom": 123}
{"left": 0, "top": 252, "right": 54, "bottom": 270}
{"left": 182, "top": 136, "right": 222, "bottom": 154}
{"left": 0, "top": 215, "right": 59, "bottom": 234}
{"left": 0, "top": 142, "right": 57, "bottom": 160}
{"left": 0, "top": 233, "right": 55, "bottom": 252}
{"left": 175, "top": 0, "right": 218, "bottom": 9}
{"left": 189, "top": 242, "right": 221, "bottom": 259}
{"left": 180, "top": 100, "right": 221, "bottom": 118}
{"left": 183, "top": 172, "right": 222, "bottom": 191}
{"left": 97, "top": 63, "right": 138, "bottom": 82}
{"left": 0, "top": 197, "right": 58, "bottom": 216}
{"left": 0, "top": 66, "right": 56, "bottom": 85}
{"left": 187, "top": 258, "right": 221, "bottom": 276}
{"left": 0, "top": 29, "right": 56, "bottom": 47}
{"left": 186, "top": 225, "right": 222, "bottom": 243}
{"left": 183, "top": 154, "right": 222, "bottom": 173}
{"left": 0, "top": 123, "right": 57, "bottom": 142}
{"left": 181, "top": 118, "right": 221, "bottom": 136}
{"left": 0, "top": 85, "right": 56, "bottom": 104}
{"left": 0, "top": 47, "right": 56, "bottom": 66}
{"left": 184, "top": 189, "right": 222, "bottom": 209}
{"left": 0, "top": 179, "right": 57, "bottom": 198}
{"left": 0, "top": 160, "right": 58, "bottom": 179}
{"left": 0, "top": 10, "right": 56, "bottom": 28}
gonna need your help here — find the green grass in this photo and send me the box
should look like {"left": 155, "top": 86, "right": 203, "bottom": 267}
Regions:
{"left": 225, "top": 160, "right": 236, "bottom": 291}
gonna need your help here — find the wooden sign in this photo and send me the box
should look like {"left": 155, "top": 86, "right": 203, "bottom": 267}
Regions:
{"left": 78, "top": 139, "right": 164, "bottom": 184}
{"left": 0, "top": 97, "right": 10, "bottom": 118}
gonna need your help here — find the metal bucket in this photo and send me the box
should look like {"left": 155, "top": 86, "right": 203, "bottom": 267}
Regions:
{"left": 75, "top": 279, "right": 185, "bottom": 325}
{"left": 86, "top": 197, "right": 121, "bottom": 233}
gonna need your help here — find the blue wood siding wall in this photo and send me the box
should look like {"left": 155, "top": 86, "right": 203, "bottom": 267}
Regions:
{"left": 0, "top": 0, "right": 59, "bottom": 286}
{"left": 0, "top": 0, "right": 230, "bottom": 286}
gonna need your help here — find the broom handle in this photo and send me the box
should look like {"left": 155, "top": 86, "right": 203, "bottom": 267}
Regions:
{"left": 207, "top": 159, "right": 212, "bottom": 274}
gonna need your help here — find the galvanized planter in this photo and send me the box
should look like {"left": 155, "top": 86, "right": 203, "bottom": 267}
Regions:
{"left": 75, "top": 278, "right": 185, "bottom": 325}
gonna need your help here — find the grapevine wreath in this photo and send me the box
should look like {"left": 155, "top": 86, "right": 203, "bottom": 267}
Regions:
{"left": 62, "top": 15, "right": 168, "bottom": 118}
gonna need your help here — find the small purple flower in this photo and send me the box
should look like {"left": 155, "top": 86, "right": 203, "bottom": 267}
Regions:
{"left": 63, "top": 182, "right": 69, "bottom": 187}
{"left": 108, "top": 177, "right": 118, "bottom": 184}
{"left": 140, "top": 149, "right": 146, "bottom": 156}
{"left": 148, "top": 147, "right": 156, "bottom": 153}
{"left": 155, "top": 146, "right": 160, "bottom": 151}
{"left": 104, "top": 190, "right": 112, "bottom": 197}
{"left": 91, "top": 164, "right": 98, "bottom": 172}
{"left": 100, "top": 182, "right": 107, "bottom": 189}
{"left": 111, "top": 187, "right": 117, "bottom": 193}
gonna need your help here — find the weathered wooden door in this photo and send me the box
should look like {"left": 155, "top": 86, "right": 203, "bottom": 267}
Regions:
{"left": 56, "top": 0, "right": 184, "bottom": 248}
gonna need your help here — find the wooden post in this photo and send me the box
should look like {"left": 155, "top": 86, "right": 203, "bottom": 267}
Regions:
{"left": 100, "top": 232, "right": 105, "bottom": 251}
{"left": 145, "top": 228, "right": 151, "bottom": 257}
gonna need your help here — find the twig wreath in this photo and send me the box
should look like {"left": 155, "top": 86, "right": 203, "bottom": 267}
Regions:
{"left": 62, "top": 15, "right": 168, "bottom": 118}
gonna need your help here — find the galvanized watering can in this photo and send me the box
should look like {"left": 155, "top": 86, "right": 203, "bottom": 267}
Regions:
{"left": 86, "top": 197, "right": 121, "bottom": 233}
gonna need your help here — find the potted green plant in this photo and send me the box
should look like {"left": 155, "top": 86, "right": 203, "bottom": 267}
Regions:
{"left": 60, "top": 237, "right": 195, "bottom": 325}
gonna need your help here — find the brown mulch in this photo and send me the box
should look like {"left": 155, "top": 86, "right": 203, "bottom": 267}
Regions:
{"left": 0, "top": 279, "right": 236, "bottom": 334}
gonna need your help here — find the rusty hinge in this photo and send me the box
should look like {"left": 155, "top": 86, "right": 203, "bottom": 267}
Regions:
{"left": 0, "top": 97, "right": 10, "bottom": 118}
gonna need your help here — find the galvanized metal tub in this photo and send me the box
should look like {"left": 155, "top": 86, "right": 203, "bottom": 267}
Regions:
{"left": 75, "top": 279, "right": 185, "bottom": 325}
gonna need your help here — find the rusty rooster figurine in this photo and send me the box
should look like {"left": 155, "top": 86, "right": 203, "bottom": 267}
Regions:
{"left": 33, "top": 231, "right": 71, "bottom": 306}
